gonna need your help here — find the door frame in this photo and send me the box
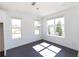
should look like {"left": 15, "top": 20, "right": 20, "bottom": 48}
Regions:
{"left": 0, "top": 23, "right": 5, "bottom": 56}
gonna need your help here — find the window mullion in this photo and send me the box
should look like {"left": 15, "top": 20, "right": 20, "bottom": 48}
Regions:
{"left": 54, "top": 19, "right": 55, "bottom": 35}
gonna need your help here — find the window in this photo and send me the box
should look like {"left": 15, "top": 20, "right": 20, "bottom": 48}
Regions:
{"left": 12, "top": 18, "right": 21, "bottom": 39}
{"left": 47, "top": 20, "right": 55, "bottom": 35}
{"left": 47, "top": 17, "right": 64, "bottom": 37}
{"left": 34, "top": 20, "right": 41, "bottom": 35}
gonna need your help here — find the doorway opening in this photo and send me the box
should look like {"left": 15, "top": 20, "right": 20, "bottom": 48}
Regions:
{"left": 0, "top": 23, "right": 4, "bottom": 57}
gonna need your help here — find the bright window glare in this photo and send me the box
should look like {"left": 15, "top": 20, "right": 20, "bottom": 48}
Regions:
{"left": 33, "top": 45, "right": 44, "bottom": 52}
{"left": 34, "top": 21, "right": 40, "bottom": 35}
{"left": 34, "top": 21, "right": 40, "bottom": 26}
{"left": 12, "top": 34, "right": 21, "bottom": 39}
{"left": 35, "top": 30, "right": 39, "bottom": 35}
{"left": 40, "top": 42, "right": 50, "bottom": 47}
{"left": 48, "top": 45, "right": 61, "bottom": 53}
{"left": 12, "top": 19, "right": 21, "bottom": 27}
{"left": 12, "top": 18, "right": 21, "bottom": 39}
{"left": 39, "top": 49, "right": 56, "bottom": 57}
{"left": 47, "top": 17, "right": 64, "bottom": 37}
{"left": 47, "top": 20, "right": 54, "bottom": 25}
{"left": 55, "top": 17, "right": 64, "bottom": 25}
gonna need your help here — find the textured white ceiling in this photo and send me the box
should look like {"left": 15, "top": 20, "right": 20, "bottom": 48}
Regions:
{"left": 0, "top": 2, "right": 78, "bottom": 16}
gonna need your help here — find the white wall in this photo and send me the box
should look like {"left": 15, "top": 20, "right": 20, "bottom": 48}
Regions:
{"left": 0, "top": 4, "right": 79, "bottom": 56}
{"left": 0, "top": 9, "right": 42, "bottom": 56}
{"left": 4, "top": 11, "right": 42, "bottom": 50}
{"left": 42, "top": 6, "right": 79, "bottom": 52}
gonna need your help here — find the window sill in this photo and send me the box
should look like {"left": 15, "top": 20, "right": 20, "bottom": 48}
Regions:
{"left": 47, "top": 35, "right": 64, "bottom": 38}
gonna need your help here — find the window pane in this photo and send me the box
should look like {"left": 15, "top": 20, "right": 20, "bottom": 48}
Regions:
{"left": 55, "top": 17, "right": 64, "bottom": 25}
{"left": 12, "top": 18, "right": 21, "bottom": 39}
{"left": 34, "top": 21, "right": 40, "bottom": 26}
{"left": 49, "top": 26, "right": 54, "bottom": 35}
{"left": 47, "top": 20, "right": 54, "bottom": 35}
{"left": 47, "top": 20, "right": 54, "bottom": 25}
{"left": 60, "top": 17, "right": 64, "bottom": 24}
{"left": 12, "top": 34, "right": 21, "bottom": 39}
{"left": 12, "top": 28, "right": 21, "bottom": 34}
{"left": 12, "top": 19, "right": 21, "bottom": 27}
{"left": 55, "top": 17, "right": 64, "bottom": 36}
{"left": 34, "top": 29, "right": 39, "bottom": 35}
{"left": 34, "top": 21, "right": 40, "bottom": 35}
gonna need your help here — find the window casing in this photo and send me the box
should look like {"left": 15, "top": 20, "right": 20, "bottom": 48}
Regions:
{"left": 12, "top": 18, "right": 21, "bottom": 39}
{"left": 47, "top": 17, "right": 64, "bottom": 37}
{"left": 34, "top": 20, "right": 41, "bottom": 35}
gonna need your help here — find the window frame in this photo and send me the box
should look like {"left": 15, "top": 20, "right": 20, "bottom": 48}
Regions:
{"left": 11, "top": 18, "right": 22, "bottom": 39}
{"left": 34, "top": 20, "right": 41, "bottom": 35}
{"left": 47, "top": 16, "right": 65, "bottom": 38}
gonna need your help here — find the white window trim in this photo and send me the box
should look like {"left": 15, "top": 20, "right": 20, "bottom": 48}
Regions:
{"left": 47, "top": 16, "right": 65, "bottom": 38}
{"left": 34, "top": 20, "right": 41, "bottom": 35}
{"left": 11, "top": 18, "right": 22, "bottom": 39}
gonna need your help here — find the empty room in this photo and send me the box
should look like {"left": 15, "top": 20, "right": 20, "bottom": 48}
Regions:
{"left": 0, "top": 2, "right": 79, "bottom": 57}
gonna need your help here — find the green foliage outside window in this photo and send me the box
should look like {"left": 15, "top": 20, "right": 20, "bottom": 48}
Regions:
{"left": 56, "top": 20, "right": 62, "bottom": 36}
{"left": 48, "top": 26, "right": 50, "bottom": 35}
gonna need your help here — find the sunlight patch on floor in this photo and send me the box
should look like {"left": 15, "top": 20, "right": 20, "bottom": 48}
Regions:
{"left": 48, "top": 45, "right": 61, "bottom": 53}
{"left": 32, "top": 42, "right": 62, "bottom": 57}
{"left": 33, "top": 44, "right": 44, "bottom": 52}
{"left": 39, "top": 49, "right": 56, "bottom": 57}
{"left": 40, "top": 42, "right": 50, "bottom": 47}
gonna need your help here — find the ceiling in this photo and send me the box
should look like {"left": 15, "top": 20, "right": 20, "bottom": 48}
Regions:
{"left": 0, "top": 2, "right": 78, "bottom": 16}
